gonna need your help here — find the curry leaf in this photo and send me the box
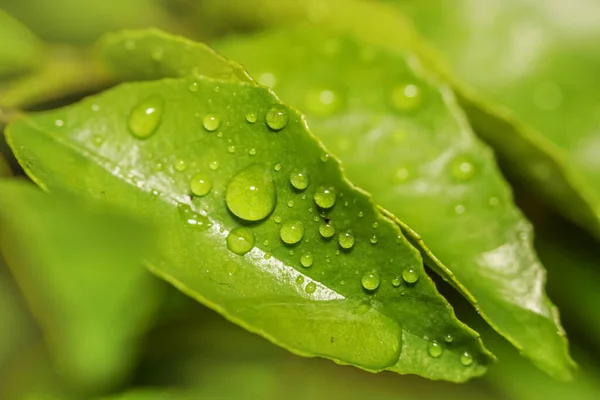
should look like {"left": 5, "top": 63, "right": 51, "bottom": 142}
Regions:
{"left": 6, "top": 47, "right": 493, "bottom": 379}
{"left": 216, "top": 27, "right": 574, "bottom": 380}
{"left": 0, "top": 180, "right": 163, "bottom": 390}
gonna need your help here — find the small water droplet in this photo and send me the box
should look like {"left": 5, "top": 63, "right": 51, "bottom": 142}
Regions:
{"left": 319, "top": 221, "right": 335, "bottom": 238}
{"left": 177, "top": 204, "right": 210, "bottom": 230}
{"left": 305, "top": 282, "right": 317, "bottom": 294}
{"left": 271, "top": 163, "right": 281, "bottom": 172}
{"left": 390, "top": 83, "right": 422, "bottom": 112}
{"left": 228, "top": 145, "right": 236, "bottom": 154}
{"left": 225, "top": 164, "right": 276, "bottom": 221}
{"left": 301, "top": 252, "right": 314, "bottom": 268}
{"left": 370, "top": 235, "right": 378, "bottom": 244}
{"left": 358, "top": 211, "right": 364, "bottom": 218}
{"left": 209, "top": 160, "right": 220, "bottom": 170}
{"left": 290, "top": 170, "right": 309, "bottom": 191}
{"left": 227, "top": 227, "right": 255, "bottom": 255}
{"left": 280, "top": 220, "right": 305, "bottom": 244}
{"left": 320, "top": 153, "right": 330, "bottom": 163}
{"left": 445, "top": 334, "right": 453, "bottom": 343}
{"left": 92, "top": 135, "right": 104, "bottom": 147}
{"left": 190, "top": 173, "right": 212, "bottom": 197}
{"left": 151, "top": 189, "right": 160, "bottom": 196}
{"left": 428, "top": 341, "right": 443, "bottom": 358}
{"left": 203, "top": 114, "right": 221, "bottom": 132}
{"left": 314, "top": 186, "right": 336, "bottom": 209}
{"left": 155, "top": 162, "right": 164, "bottom": 171}
{"left": 188, "top": 82, "right": 199, "bottom": 93}
{"left": 174, "top": 159, "right": 187, "bottom": 172}
{"left": 287, "top": 200, "right": 295, "bottom": 208}
{"left": 402, "top": 267, "right": 419, "bottom": 284}
{"left": 265, "top": 105, "right": 288, "bottom": 131}
{"left": 372, "top": 222, "right": 379, "bottom": 229}
{"left": 263, "top": 239, "right": 269, "bottom": 246}
{"left": 338, "top": 230, "right": 355, "bottom": 249}
{"left": 296, "top": 275, "right": 305, "bottom": 285}
{"left": 248, "top": 148, "right": 257, "bottom": 156}
{"left": 289, "top": 249, "right": 295, "bottom": 256}
{"left": 128, "top": 96, "right": 163, "bottom": 139}
{"left": 216, "top": 131, "right": 224, "bottom": 138}
{"left": 392, "top": 277, "right": 402, "bottom": 287}
{"left": 361, "top": 270, "right": 380, "bottom": 291}
{"left": 461, "top": 351, "right": 473, "bottom": 366}
{"left": 451, "top": 155, "right": 477, "bottom": 181}
{"left": 245, "top": 112, "right": 257, "bottom": 123}
{"left": 264, "top": 253, "right": 272, "bottom": 260}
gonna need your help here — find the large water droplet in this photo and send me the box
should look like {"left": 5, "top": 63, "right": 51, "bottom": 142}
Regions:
{"left": 226, "top": 164, "right": 276, "bottom": 221}
{"left": 361, "top": 270, "right": 380, "bottom": 291}
{"left": 305, "top": 282, "right": 317, "bottom": 294}
{"left": 319, "top": 221, "right": 335, "bottom": 238}
{"left": 190, "top": 173, "right": 212, "bottom": 197}
{"left": 314, "top": 186, "right": 336, "bottom": 209}
{"left": 428, "top": 341, "right": 443, "bottom": 358}
{"left": 177, "top": 204, "right": 210, "bottom": 231}
{"left": 301, "top": 252, "right": 314, "bottom": 268}
{"left": 461, "top": 351, "right": 473, "bottom": 366}
{"left": 390, "top": 83, "right": 422, "bottom": 112}
{"left": 289, "top": 169, "right": 309, "bottom": 191}
{"left": 402, "top": 267, "right": 419, "bottom": 284}
{"left": 203, "top": 114, "right": 221, "bottom": 132}
{"left": 451, "top": 155, "right": 477, "bottom": 181}
{"left": 227, "top": 227, "right": 255, "bottom": 255}
{"left": 280, "top": 220, "right": 305, "bottom": 244}
{"left": 265, "top": 105, "right": 289, "bottom": 131}
{"left": 128, "top": 95, "right": 163, "bottom": 139}
{"left": 338, "top": 230, "right": 355, "bottom": 249}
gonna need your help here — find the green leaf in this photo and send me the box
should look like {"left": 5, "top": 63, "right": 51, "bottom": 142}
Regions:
{"left": 396, "top": 0, "right": 600, "bottom": 240}
{"left": 0, "top": 153, "right": 11, "bottom": 176}
{"left": 216, "top": 28, "right": 574, "bottom": 380}
{"left": 6, "top": 42, "right": 493, "bottom": 380}
{"left": 0, "top": 9, "right": 43, "bottom": 79}
{"left": 0, "top": 180, "right": 163, "bottom": 390}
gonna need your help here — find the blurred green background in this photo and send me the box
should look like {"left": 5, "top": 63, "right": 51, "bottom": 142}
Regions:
{"left": 2, "top": 1, "right": 600, "bottom": 399}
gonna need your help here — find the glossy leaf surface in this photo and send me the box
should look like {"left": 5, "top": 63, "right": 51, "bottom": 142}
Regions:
{"left": 0, "top": 180, "right": 163, "bottom": 390}
{"left": 7, "top": 64, "right": 492, "bottom": 380}
{"left": 217, "top": 28, "right": 574, "bottom": 380}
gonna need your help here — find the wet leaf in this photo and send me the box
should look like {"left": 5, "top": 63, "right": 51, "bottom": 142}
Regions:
{"left": 0, "top": 180, "right": 163, "bottom": 391}
{"left": 397, "top": 0, "right": 600, "bottom": 241}
{"left": 0, "top": 9, "right": 42, "bottom": 80}
{"left": 217, "top": 27, "right": 574, "bottom": 380}
{"left": 7, "top": 35, "right": 493, "bottom": 380}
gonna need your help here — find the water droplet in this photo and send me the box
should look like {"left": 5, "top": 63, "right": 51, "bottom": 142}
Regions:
{"left": 320, "top": 153, "right": 330, "bottom": 163}
{"left": 155, "top": 162, "right": 164, "bottom": 171}
{"left": 295, "top": 275, "right": 305, "bottom": 285}
{"left": 245, "top": 112, "right": 257, "bottom": 123}
{"left": 92, "top": 135, "right": 104, "bottom": 147}
{"left": 273, "top": 215, "right": 282, "bottom": 223}
{"left": 460, "top": 351, "right": 473, "bottom": 366}
{"left": 287, "top": 200, "right": 295, "bottom": 208}
{"left": 445, "top": 334, "right": 453, "bottom": 343}
{"left": 216, "top": 131, "right": 224, "bottom": 138}
{"left": 55, "top": 119, "right": 64, "bottom": 127}
{"left": 451, "top": 155, "right": 477, "bottom": 181}
{"left": 290, "top": 170, "right": 309, "bottom": 190}
{"left": 289, "top": 249, "right": 295, "bottom": 256}
{"left": 280, "top": 220, "right": 305, "bottom": 244}
{"left": 128, "top": 96, "right": 163, "bottom": 139}
{"left": 174, "top": 159, "right": 187, "bottom": 172}
{"left": 301, "top": 253, "right": 314, "bottom": 268}
{"left": 190, "top": 173, "right": 212, "bottom": 197}
{"left": 372, "top": 222, "right": 379, "bottom": 229}
{"left": 369, "top": 235, "right": 378, "bottom": 244}
{"left": 402, "top": 267, "right": 419, "bottom": 284}
{"left": 227, "top": 227, "right": 255, "bottom": 255}
{"left": 203, "top": 114, "right": 221, "bottom": 132}
{"left": 209, "top": 160, "right": 220, "bottom": 170}
{"left": 226, "top": 164, "right": 277, "bottom": 221}
{"left": 265, "top": 105, "right": 289, "bottom": 131}
{"left": 338, "top": 230, "right": 355, "bottom": 249}
{"left": 314, "top": 186, "right": 336, "bottom": 209}
{"left": 428, "top": 341, "right": 443, "bottom": 358}
{"left": 392, "top": 277, "right": 402, "bottom": 287}
{"left": 188, "top": 82, "right": 199, "bottom": 92}
{"left": 319, "top": 221, "right": 335, "bottom": 238}
{"left": 258, "top": 72, "right": 276, "bottom": 88}
{"left": 177, "top": 204, "right": 210, "bottom": 231}
{"left": 304, "top": 88, "right": 341, "bottom": 116}
{"left": 151, "top": 189, "right": 160, "bottom": 196}
{"left": 358, "top": 211, "right": 364, "bottom": 218}
{"left": 263, "top": 239, "right": 269, "bottom": 246}
{"left": 361, "top": 270, "right": 380, "bottom": 291}
{"left": 390, "top": 83, "right": 422, "bottom": 112}
{"left": 227, "top": 145, "right": 236, "bottom": 154}
{"left": 305, "top": 282, "right": 317, "bottom": 294}
{"left": 248, "top": 148, "right": 257, "bottom": 156}
{"left": 264, "top": 253, "right": 272, "bottom": 260}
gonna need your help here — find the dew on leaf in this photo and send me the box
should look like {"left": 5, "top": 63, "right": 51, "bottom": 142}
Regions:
{"left": 203, "top": 114, "right": 221, "bottom": 132}
{"left": 188, "top": 81, "right": 199, "bottom": 92}
{"left": 370, "top": 235, "right": 378, "bottom": 244}
{"left": 461, "top": 351, "right": 474, "bottom": 366}
{"left": 320, "top": 153, "right": 330, "bottom": 163}
{"left": 280, "top": 219, "right": 305, "bottom": 244}
{"left": 248, "top": 148, "right": 257, "bottom": 156}
{"left": 174, "top": 159, "right": 187, "bottom": 172}
{"left": 319, "top": 221, "right": 335, "bottom": 238}
{"left": 295, "top": 275, "right": 305, "bottom": 285}
{"left": 209, "top": 161, "right": 220, "bottom": 170}
{"left": 228, "top": 145, "right": 236, "bottom": 154}
{"left": 428, "top": 341, "right": 443, "bottom": 358}
{"left": 390, "top": 83, "right": 422, "bottom": 112}
{"left": 314, "top": 186, "right": 336, "bottom": 209}
{"left": 391, "top": 277, "right": 402, "bottom": 287}
{"left": 227, "top": 227, "right": 255, "bottom": 255}
{"left": 273, "top": 215, "right": 282, "bottom": 224}
{"left": 190, "top": 173, "right": 212, "bottom": 197}
{"left": 445, "top": 334, "right": 454, "bottom": 343}
{"left": 225, "top": 164, "right": 276, "bottom": 221}
{"left": 290, "top": 170, "right": 309, "bottom": 190}
{"left": 273, "top": 163, "right": 282, "bottom": 171}
{"left": 265, "top": 105, "right": 289, "bottom": 131}
{"left": 305, "top": 282, "right": 317, "bottom": 294}
{"left": 300, "top": 252, "right": 314, "bottom": 268}
{"left": 128, "top": 95, "right": 163, "bottom": 139}
{"left": 402, "top": 267, "right": 419, "bottom": 284}
{"left": 338, "top": 230, "right": 355, "bottom": 249}
{"left": 245, "top": 112, "right": 257, "bottom": 123}
{"left": 177, "top": 204, "right": 210, "bottom": 231}
{"left": 92, "top": 135, "right": 104, "bottom": 147}
{"left": 361, "top": 270, "right": 380, "bottom": 291}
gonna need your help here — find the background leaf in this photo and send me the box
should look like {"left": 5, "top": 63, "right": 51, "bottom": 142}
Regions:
{"left": 0, "top": 9, "right": 43, "bottom": 80}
